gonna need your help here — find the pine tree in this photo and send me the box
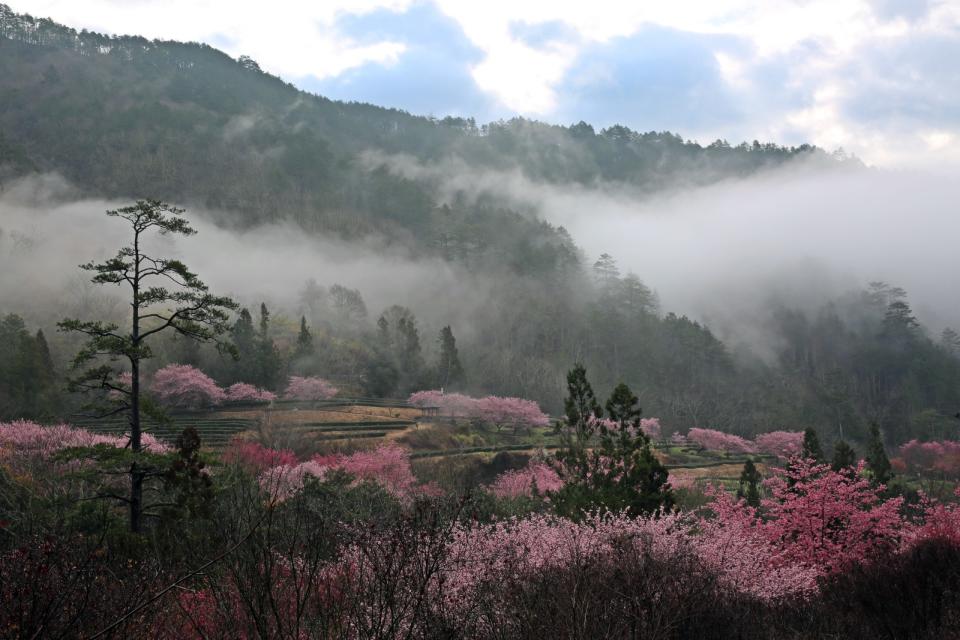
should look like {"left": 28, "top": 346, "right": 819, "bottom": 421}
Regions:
{"left": 802, "top": 427, "right": 824, "bottom": 461}
{"left": 561, "top": 363, "right": 602, "bottom": 450}
{"left": 255, "top": 302, "right": 281, "bottom": 389}
{"left": 866, "top": 423, "right": 892, "bottom": 484}
{"left": 58, "top": 200, "right": 237, "bottom": 532}
{"left": 737, "top": 459, "right": 762, "bottom": 507}
{"left": 295, "top": 315, "right": 313, "bottom": 358}
{"left": 436, "top": 325, "right": 464, "bottom": 389}
{"left": 554, "top": 378, "right": 672, "bottom": 517}
{"left": 831, "top": 439, "right": 857, "bottom": 472}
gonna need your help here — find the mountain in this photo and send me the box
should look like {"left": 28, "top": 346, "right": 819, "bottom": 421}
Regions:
{"left": 0, "top": 3, "right": 839, "bottom": 268}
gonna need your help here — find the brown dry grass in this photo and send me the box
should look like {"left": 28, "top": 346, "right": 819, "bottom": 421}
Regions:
{"left": 213, "top": 406, "right": 422, "bottom": 425}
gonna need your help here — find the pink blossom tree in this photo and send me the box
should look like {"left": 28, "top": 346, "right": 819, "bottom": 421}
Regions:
{"left": 754, "top": 430, "right": 804, "bottom": 459}
{"left": 688, "top": 428, "right": 756, "bottom": 454}
{"left": 221, "top": 439, "right": 295, "bottom": 472}
{"left": 283, "top": 376, "right": 338, "bottom": 401}
{"left": 489, "top": 460, "right": 563, "bottom": 498}
{"left": 698, "top": 457, "right": 907, "bottom": 589}
{"left": 408, "top": 390, "right": 478, "bottom": 416}
{"left": 259, "top": 444, "right": 422, "bottom": 501}
{"left": 475, "top": 396, "right": 550, "bottom": 431}
{"left": 225, "top": 382, "right": 276, "bottom": 403}
{"left": 150, "top": 364, "right": 226, "bottom": 409}
{"left": 408, "top": 390, "right": 549, "bottom": 429}
{"left": 896, "top": 439, "right": 960, "bottom": 478}
{"left": 0, "top": 420, "right": 170, "bottom": 461}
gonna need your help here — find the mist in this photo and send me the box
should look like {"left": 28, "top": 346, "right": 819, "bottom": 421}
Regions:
{"left": 4, "top": 158, "right": 959, "bottom": 365}
{"left": 0, "top": 174, "right": 491, "bottom": 343}
{"left": 365, "top": 152, "right": 960, "bottom": 356}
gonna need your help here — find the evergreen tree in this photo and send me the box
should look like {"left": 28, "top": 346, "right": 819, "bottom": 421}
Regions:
{"left": 737, "top": 459, "right": 761, "bottom": 507}
{"left": 866, "top": 423, "right": 892, "bottom": 485}
{"left": 295, "top": 315, "right": 314, "bottom": 358}
{"left": 553, "top": 379, "right": 672, "bottom": 517}
{"left": 560, "top": 363, "right": 602, "bottom": 450}
{"left": 255, "top": 303, "right": 281, "bottom": 389}
{"left": 802, "top": 427, "right": 824, "bottom": 461}
{"left": 831, "top": 439, "right": 857, "bottom": 472}
{"left": 436, "top": 325, "right": 464, "bottom": 389}
{"left": 58, "top": 200, "right": 236, "bottom": 532}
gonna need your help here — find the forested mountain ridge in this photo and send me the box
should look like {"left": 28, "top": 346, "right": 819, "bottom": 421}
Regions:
{"left": 0, "top": 2, "right": 843, "bottom": 263}
{"left": 5, "top": 4, "right": 956, "bottom": 454}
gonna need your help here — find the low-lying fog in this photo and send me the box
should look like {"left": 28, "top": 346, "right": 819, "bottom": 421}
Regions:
{"left": 2, "top": 161, "right": 958, "bottom": 359}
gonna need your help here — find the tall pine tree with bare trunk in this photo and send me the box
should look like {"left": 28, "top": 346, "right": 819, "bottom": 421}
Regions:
{"left": 59, "top": 200, "right": 237, "bottom": 533}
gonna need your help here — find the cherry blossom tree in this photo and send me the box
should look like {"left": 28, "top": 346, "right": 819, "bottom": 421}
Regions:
{"left": 283, "top": 376, "right": 338, "bottom": 401}
{"left": 150, "top": 364, "right": 226, "bottom": 409}
{"left": 688, "top": 428, "right": 756, "bottom": 454}
{"left": 408, "top": 390, "right": 549, "bottom": 428}
{"left": 489, "top": 460, "right": 563, "bottom": 498}
{"left": 408, "top": 390, "right": 479, "bottom": 416}
{"left": 0, "top": 420, "right": 169, "bottom": 461}
{"left": 895, "top": 439, "right": 960, "bottom": 478}
{"left": 224, "top": 382, "right": 276, "bottom": 403}
{"left": 754, "top": 430, "right": 804, "bottom": 458}
{"left": 475, "top": 396, "right": 550, "bottom": 430}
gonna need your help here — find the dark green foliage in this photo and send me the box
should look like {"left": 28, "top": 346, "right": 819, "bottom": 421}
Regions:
{"left": 162, "top": 427, "right": 213, "bottom": 521}
{"left": 831, "top": 440, "right": 857, "bottom": 472}
{"left": 802, "top": 427, "right": 825, "bottom": 462}
{"left": 57, "top": 200, "right": 237, "bottom": 532}
{"left": 373, "top": 305, "right": 425, "bottom": 395}
{"left": 737, "top": 459, "right": 761, "bottom": 507}
{"left": 436, "top": 325, "right": 465, "bottom": 390}
{"left": 295, "top": 315, "right": 313, "bottom": 358}
{"left": 866, "top": 424, "right": 892, "bottom": 485}
{"left": 553, "top": 374, "right": 673, "bottom": 518}
{"left": 0, "top": 316, "right": 60, "bottom": 419}
{"left": 560, "top": 363, "right": 602, "bottom": 450}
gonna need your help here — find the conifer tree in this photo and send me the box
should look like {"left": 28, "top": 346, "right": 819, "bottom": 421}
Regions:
{"left": 737, "top": 459, "right": 762, "bottom": 507}
{"left": 58, "top": 200, "right": 236, "bottom": 532}
{"left": 295, "top": 315, "right": 313, "bottom": 358}
{"left": 436, "top": 325, "right": 464, "bottom": 389}
{"left": 831, "top": 439, "right": 857, "bottom": 472}
{"left": 866, "top": 423, "right": 892, "bottom": 484}
{"left": 802, "top": 427, "right": 824, "bottom": 461}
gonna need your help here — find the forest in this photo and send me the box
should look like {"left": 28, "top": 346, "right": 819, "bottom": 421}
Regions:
{"left": 2, "top": 4, "right": 960, "bottom": 639}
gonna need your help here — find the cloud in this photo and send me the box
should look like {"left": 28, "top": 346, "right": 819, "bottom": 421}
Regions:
{"left": 302, "top": 3, "right": 499, "bottom": 119}
{"left": 9, "top": 0, "right": 960, "bottom": 167}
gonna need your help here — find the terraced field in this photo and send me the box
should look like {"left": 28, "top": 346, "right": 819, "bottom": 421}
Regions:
{"left": 77, "top": 400, "right": 423, "bottom": 449}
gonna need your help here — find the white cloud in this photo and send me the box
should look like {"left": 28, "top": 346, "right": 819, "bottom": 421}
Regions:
{"left": 10, "top": 0, "right": 411, "bottom": 78}
{"left": 9, "top": 0, "right": 960, "bottom": 167}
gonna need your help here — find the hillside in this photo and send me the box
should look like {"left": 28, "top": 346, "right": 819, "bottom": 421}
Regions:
{"left": 0, "top": 3, "right": 837, "bottom": 265}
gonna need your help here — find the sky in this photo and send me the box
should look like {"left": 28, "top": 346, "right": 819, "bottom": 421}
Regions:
{"left": 9, "top": 0, "right": 960, "bottom": 167}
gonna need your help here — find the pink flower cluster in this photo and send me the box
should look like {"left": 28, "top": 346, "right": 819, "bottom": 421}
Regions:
{"left": 489, "top": 460, "right": 563, "bottom": 498}
{"left": 408, "top": 391, "right": 477, "bottom": 416}
{"left": 283, "top": 376, "right": 338, "bottom": 401}
{"left": 255, "top": 444, "right": 422, "bottom": 502}
{"left": 225, "top": 383, "right": 277, "bottom": 403}
{"left": 150, "top": 364, "right": 226, "bottom": 408}
{"left": 754, "top": 430, "right": 804, "bottom": 458}
{"left": 696, "top": 458, "right": 909, "bottom": 598}
{"left": 894, "top": 439, "right": 960, "bottom": 478}
{"left": 408, "top": 390, "right": 549, "bottom": 427}
{"left": 687, "top": 427, "right": 756, "bottom": 454}
{"left": 589, "top": 416, "right": 662, "bottom": 440}
{"left": 221, "top": 440, "right": 296, "bottom": 472}
{"left": 0, "top": 420, "right": 170, "bottom": 459}
{"left": 149, "top": 364, "right": 274, "bottom": 409}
